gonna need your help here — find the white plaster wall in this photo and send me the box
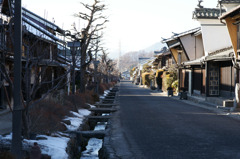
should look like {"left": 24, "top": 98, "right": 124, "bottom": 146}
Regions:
{"left": 199, "top": 19, "right": 232, "bottom": 56}
{"left": 180, "top": 35, "right": 195, "bottom": 61}
{"left": 180, "top": 33, "right": 204, "bottom": 60}
{"left": 196, "top": 35, "right": 205, "bottom": 59}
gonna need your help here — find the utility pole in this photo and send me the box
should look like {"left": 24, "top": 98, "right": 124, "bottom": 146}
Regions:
{"left": 11, "top": 0, "right": 23, "bottom": 158}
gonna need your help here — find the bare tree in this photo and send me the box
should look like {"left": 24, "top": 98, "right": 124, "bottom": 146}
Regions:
{"left": 98, "top": 49, "right": 117, "bottom": 83}
{"left": 74, "top": 0, "right": 108, "bottom": 93}
{"left": 20, "top": 33, "right": 69, "bottom": 138}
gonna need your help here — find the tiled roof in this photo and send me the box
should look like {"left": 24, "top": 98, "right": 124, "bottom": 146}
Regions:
{"left": 205, "top": 46, "right": 234, "bottom": 62}
{"left": 183, "top": 56, "right": 205, "bottom": 66}
{"left": 221, "top": 0, "right": 240, "bottom": 3}
{"left": 193, "top": 8, "right": 226, "bottom": 19}
{"left": 162, "top": 27, "right": 201, "bottom": 43}
{"left": 154, "top": 47, "right": 168, "bottom": 55}
{"left": 208, "top": 46, "right": 233, "bottom": 56}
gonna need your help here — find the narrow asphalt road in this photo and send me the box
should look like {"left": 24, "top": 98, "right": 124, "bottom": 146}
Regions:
{"left": 109, "top": 80, "right": 240, "bottom": 159}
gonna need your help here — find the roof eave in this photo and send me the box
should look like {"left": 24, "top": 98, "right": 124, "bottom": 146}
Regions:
{"left": 219, "top": 5, "right": 240, "bottom": 20}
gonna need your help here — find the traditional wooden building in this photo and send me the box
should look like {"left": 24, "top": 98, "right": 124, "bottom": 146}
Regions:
{"left": 220, "top": 3, "right": 240, "bottom": 104}
{"left": 162, "top": 27, "right": 202, "bottom": 92}
{"left": 152, "top": 47, "right": 174, "bottom": 90}
{"left": 192, "top": 2, "right": 238, "bottom": 98}
{"left": 0, "top": 0, "right": 69, "bottom": 108}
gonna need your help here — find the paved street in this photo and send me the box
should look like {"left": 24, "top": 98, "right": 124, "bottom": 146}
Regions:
{"left": 109, "top": 81, "right": 240, "bottom": 159}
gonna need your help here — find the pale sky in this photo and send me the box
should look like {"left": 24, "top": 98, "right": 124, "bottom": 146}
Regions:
{"left": 22, "top": 0, "right": 217, "bottom": 58}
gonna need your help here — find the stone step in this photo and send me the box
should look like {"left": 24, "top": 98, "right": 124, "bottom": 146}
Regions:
{"left": 105, "top": 96, "right": 116, "bottom": 99}
{"left": 97, "top": 105, "right": 114, "bottom": 108}
{"left": 110, "top": 88, "right": 118, "bottom": 91}
{"left": 72, "top": 130, "right": 106, "bottom": 139}
{"left": 88, "top": 116, "right": 111, "bottom": 122}
{"left": 108, "top": 92, "right": 116, "bottom": 94}
{"left": 102, "top": 101, "right": 114, "bottom": 104}
{"left": 102, "top": 98, "right": 115, "bottom": 101}
{"left": 95, "top": 104, "right": 117, "bottom": 108}
{"left": 90, "top": 108, "right": 118, "bottom": 113}
{"left": 95, "top": 103, "right": 117, "bottom": 106}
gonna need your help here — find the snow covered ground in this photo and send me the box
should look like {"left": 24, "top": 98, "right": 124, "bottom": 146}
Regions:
{"left": 0, "top": 88, "right": 113, "bottom": 158}
{"left": 0, "top": 108, "right": 91, "bottom": 159}
{"left": 64, "top": 109, "right": 91, "bottom": 131}
{"left": 81, "top": 138, "right": 103, "bottom": 159}
{"left": 80, "top": 122, "right": 107, "bottom": 159}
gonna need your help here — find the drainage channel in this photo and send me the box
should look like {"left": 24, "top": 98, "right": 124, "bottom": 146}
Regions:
{"left": 80, "top": 86, "right": 119, "bottom": 159}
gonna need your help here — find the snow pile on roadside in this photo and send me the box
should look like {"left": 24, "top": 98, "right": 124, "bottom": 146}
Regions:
{"left": 0, "top": 108, "right": 91, "bottom": 159}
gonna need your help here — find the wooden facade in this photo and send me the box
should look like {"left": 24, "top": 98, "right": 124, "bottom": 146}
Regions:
{"left": 179, "top": 69, "right": 189, "bottom": 91}
{"left": 219, "top": 61, "right": 235, "bottom": 96}
{"left": 192, "top": 67, "right": 205, "bottom": 95}
{"left": 0, "top": 2, "right": 69, "bottom": 108}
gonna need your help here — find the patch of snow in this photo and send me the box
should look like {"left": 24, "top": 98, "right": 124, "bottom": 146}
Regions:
{"left": 23, "top": 108, "right": 90, "bottom": 158}
{"left": 64, "top": 109, "right": 91, "bottom": 131}
{"left": 2, "top": 133, "right": 12, "bottom": 139}
{"left": 1, "top": 133, "right": 69, "bottom": 159}
{"left": 1, "top": 108, "right": 92, "bottom": 159}
{"left": 102, "top": 114, "right": 109, "bottom": 116}
{"left": 103, "top": 90, "right": 110, "bottom": 96}
{"left": 24, "top": 134, "right": 70, "bottom": 159}
{"left": 79, "top": 109, "right": 91, "bottom": 116}
{"left": 88, "top": 104, "right": 96, "bottom": 108}
{"left": 81, "top": 138, "right": 103, "bottom": 159}
{"left": 94, "top": 122, "right": 107, "bottom": 131}
{"left": 64, "top": 117, "right": 83, "bottom": 131}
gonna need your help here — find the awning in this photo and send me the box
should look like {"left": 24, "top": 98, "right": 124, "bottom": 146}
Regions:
{"left": 182, "top": 47, "right": 234, "bottom": 66}
{"left": 182, "top": 56, "right": 205, "bottom": 66}
{"left": 205, "top": 47, "right": 234, "bottom": 62}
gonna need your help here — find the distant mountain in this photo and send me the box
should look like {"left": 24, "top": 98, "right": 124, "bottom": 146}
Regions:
{"left": 142, "top": 41, "right": 167, "bottom": 52}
